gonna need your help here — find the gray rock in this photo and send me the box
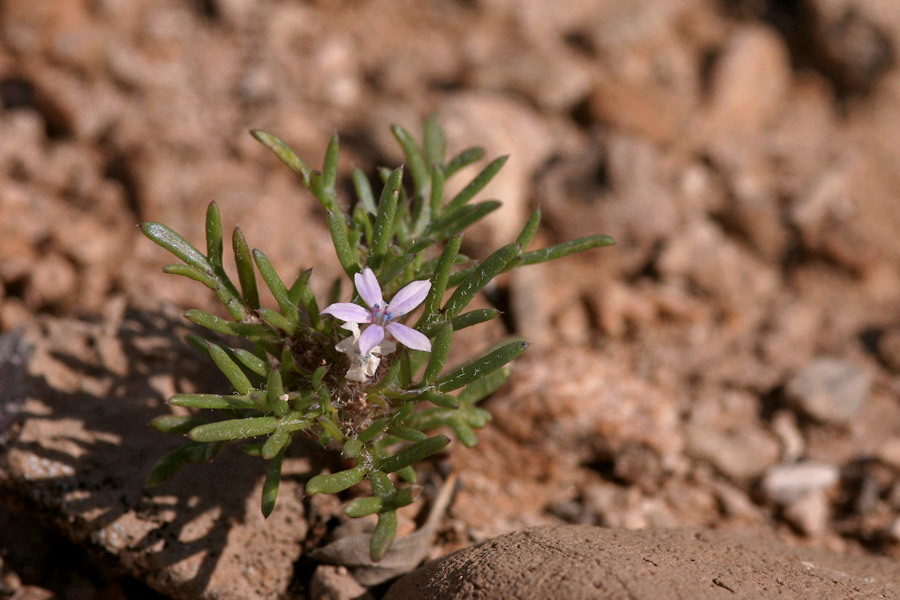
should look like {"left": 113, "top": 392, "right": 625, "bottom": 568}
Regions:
{"left": 386, "top": 526, "right": 900, "bottom": 600}
{"left": 684, "top": 423, "right": 780, "bottom": 480}
{"left": 785, "top": 358, "right": 872, "bottom": 424}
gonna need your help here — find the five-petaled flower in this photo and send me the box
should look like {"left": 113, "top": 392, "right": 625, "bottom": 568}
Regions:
{"left": 321, "top": 268, "right": 432, "bottom": 361}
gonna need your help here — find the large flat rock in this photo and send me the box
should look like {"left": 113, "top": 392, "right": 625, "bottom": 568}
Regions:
{"left": 0, "top": 308, "right": 310, "bottom": 600}
{"left": 387, "top": 525, "right": 900, "bottom": 600}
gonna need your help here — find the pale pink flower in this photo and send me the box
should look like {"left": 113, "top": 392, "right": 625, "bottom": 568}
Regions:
{"left": 321, "top": 267, "right": 432, "bottom": 357}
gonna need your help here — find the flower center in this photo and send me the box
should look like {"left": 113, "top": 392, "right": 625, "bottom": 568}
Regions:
{"left": 371, "top": 303, "right": 391, "bottom": 325}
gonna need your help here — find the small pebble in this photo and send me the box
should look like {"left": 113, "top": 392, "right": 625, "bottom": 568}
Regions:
{"left": 783, "top": 489, "right": 830, "bottom": 537}
{"left": 762, "top": 461, "right": 840, "bottom": 505}
{"left": 785, "top": 358, "right": 872, "bottom": 424}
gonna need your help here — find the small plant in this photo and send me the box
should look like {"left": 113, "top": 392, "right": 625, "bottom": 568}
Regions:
{"left": 141, "top": 117, "right": 614, "bottom": 560}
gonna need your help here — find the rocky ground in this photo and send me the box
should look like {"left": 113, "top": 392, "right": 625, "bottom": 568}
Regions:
{"left": 3, "top": 0, "right": 900, "bottom": 598}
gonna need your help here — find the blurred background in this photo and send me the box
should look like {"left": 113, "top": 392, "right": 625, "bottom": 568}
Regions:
{"left": 3, "top": 0, "right": 900, "bottom": 598}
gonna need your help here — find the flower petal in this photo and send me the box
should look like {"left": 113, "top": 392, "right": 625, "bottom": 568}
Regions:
{"left": 386, "top": 322, "right": 432, "bottom": 352}
{"left": 355, "top": 267, "right": 384, "bottom": 310}
{"left": 386, "top": 280, "right": 431, "bottom": 317}
{"left": 358, "top": 324, "right": 385, "bottom": 356}
{"left": 321, "top": 302, "right": 372, "bottom": 323}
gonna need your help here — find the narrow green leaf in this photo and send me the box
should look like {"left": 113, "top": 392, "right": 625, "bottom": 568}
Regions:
{"left": 232, "top": 226, "right": 260, "bottom": 309}
{"left": 345, "top": 496, "right": 384, "bottom": 518}
{"left": 312, "top": 365, "right": 328, "bottom": 389}
{"left": 295, "top": 274, "right": 322, "bottom": 329}
{"left": 517, "top": 235, "right": 616, "bottom": 267}
{"left": 380, "top": 253, "right": 416, "bottom": 288}
{"left": 422, "top": 323, "right": 452, "bottom": 384}
{"left": 306, "top": 466, "right": 366, "bottom": 495}
{"left": 162, "top": 264, "right": 217, "bottom": 289}
{"left": 368, "top": 470, "right": 395, "bottom": 497}
{"left": 327, "top": 276, "right": 342, "bottom": 305}
{"left": 359, "top": 417, "right": 389, "bottom": 444}
{"left": 418, "top": 390, "right": 459, "bottom": 409}
{"left": 234, "top": 348, "right": 267, "bottom": 377}
{"left": 353, "top": 167, "right": 377, "bottom": 215}
{"left": 322, "top": 133, "right": 340, "bottom": 192}
{"left": 147, "top": 441, "right": 222, "bottom": 487}
{"left": 151, "top": 414, "right": 205, "bottom": 435}
{"left": 421, "top": 234, "right": 462, "bottom": 321}
{"left": 170, "top": 393, "right": 256, "bottom": 410}
{"left": 257, "top": 308, "right": 296, "bottom": 335}
{"left": 396, "top": 465, "right": 417, "bottom": 483}
{"left": 427, "top": 200, "right": 501, "bottom": 239}
{"left": 458, "top": 366, "right": 511, "bottom": 406}
{"left": 443, "top": 147, "right": 484, "bottom": 179}
{"left": 189, "top": 416, "right": 277, "bottom": 442}
{"left": 387, "top": 425, "right": 428, "bottom": 442}
{"left": 250, "top": 129, "right": 311, "bottom": 184}
{"left": 342, "top": 437, "right": 363, "bottom": 458}
{"left": 252, "top": 249, "right": 300, "bottom": 325}
{"left": 140, "top": 222, "right": 211, "bottom": 271}
{"left": 465, "top": 406, "right": 492, "bottom": 428}
{"left": 446, "top": 155, "right": 508, "bottom": 212}
{"left": 451, "top": 308, "right": 499, "bottom": 330}
{"left": 449, "top": 416, "right": 478, "bottom": 448}
{"left": 423, "top": 114, "right": 445, "bottom": 167}
{"left": 261, "top": 445, "right": 286, "bottom": 517}
{"left": 443, "top": 242, "right": 520, "bottom": 318}
{"left": 368, "top": 167, "right": 402, "bottom": 266}
{"left": 287, "top": 269, "right": 311, "bottom": 306}
{"left": 308, "top": 170, "right": 342, "bottom": 214}
{"left": 428, "top": 163, "right": 445, "bottom": 221}
{"left": 370, "top": 511, "right": 398, "bottom": 561}
{"left": 262, "top": 430, "right": 291, "bottom": 460}
{"left": 377, "top": 435, "right": 450, "bottom": 473}
{"left": 516, "top": 209, "right": 542, "bottom": 250}
{"left": 437, "top": 341, "right": 528, "bottom": 392}
{"left": 328, "top": 212, "right": 360, "bottom": 277}
{"left": 208, "top": 342, "right": 253, "bottom": 395}
{"left": 266, "top": 368, "right": 288, "bottom": 416}
{"left": 391, "top": 124, "right": 429, "bottom": 200}
{"left": 205, "top": 201, "right": 224, "bottom": 269}
{"left": 184, "top": 309, "right": 269, "bottom": 338}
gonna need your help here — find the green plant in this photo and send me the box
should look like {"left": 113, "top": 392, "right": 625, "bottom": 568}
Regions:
{"left": 141, "top": 116, "right": 614, "bottom": 560}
